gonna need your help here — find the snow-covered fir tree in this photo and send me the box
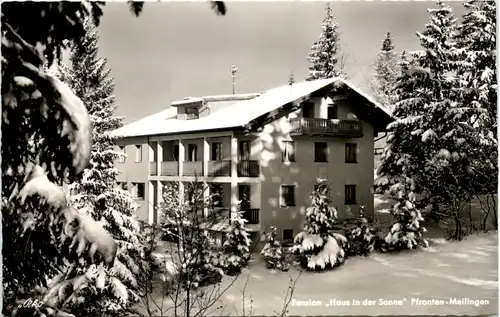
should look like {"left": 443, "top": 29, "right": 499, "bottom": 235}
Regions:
{"left": 261, "top": 226, "right": 286, "bottom": 270}
{"left": 370, "top": 32, "right": 400, "bottom": 111}
{"left": 288, "top": 71, "right": 295, "bottom": 85}
{"left": 1, "top": 3, "right": 123, "bottom": 317}
{"left": 291, "top": 178, "right": 347, "bottom": 270}
{"left": 454, "top": 0, "right": 498, "bottom": 201}
{"left": 222, "top": 209, "right": 251, "bottom": 275}
{"left": 57, "top": 18, "right": 144, "bottom": 316}
{"left": 375, "top": 1, "right": 479, "bottom": 243}
{"left": 306, "top": 2, "right": 347, "bottom": 81}
{"left": 343, "top": 205, "right": 377, "bottom": 257}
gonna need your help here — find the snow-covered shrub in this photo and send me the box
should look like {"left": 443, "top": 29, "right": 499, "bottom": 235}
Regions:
{"left": 293, "top": 232, "right": 347, "bottom": 270}
{"left": 158, "top": 181, "right": 225, "bottom": 289}
{"left": 182, "top": 230, "right": 224, "bottom": 288}
{"left": 343, "top": 206, "right": 377, "bottom": 257}
{"left": 379, "top": 200, "right": 428, "bottom": 252}
{"left": 291, "top": 178, "right": 347, "bottom": 270}
{"left": 222, "top": 210, "right": 251, "bottom": 275}
{"left": 260, "top": 226, "right": 289, "bottom": 271}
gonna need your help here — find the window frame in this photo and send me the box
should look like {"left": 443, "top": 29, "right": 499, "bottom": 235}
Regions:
{"left": 302, "top": 101, "right": 314, "bottom": 118}
{"left": 282, "top": 140, "right": 296, "bottom": 162}
{"left": 132, "top": 182, "right": 146, "bottom": 200}
{"left": 345, "top": 143, "right": 358, "bottom": 163}
{"left": 344, "top": 184, "right": 357, "bottom": 205}
{"left": 187, "top": 144, "right": 198, "bottom": 162}
{"left": 280, "top": 185, "right": 296, "bottom": 207}
{"left": 211, "top": 142, "right": 224, "bottom": 161}
{"left": 282, "top": 229, "right": 294, "bottom": 242}
{"left": 210, "top": 183, "right": 224, "bottom": 208}
{"left": 134, "top": 145, "right": 142, "bottom": 163}
{"left": 185, "top": 106, "right": 199, "bottom": 119}
{"left": 238, "top": 140, "right": 250, "bottom": 161}
{"left": 327, "top": 104, "right": 338, "bottom": 120}
{"left": 314, "top": 142, "right": 328, "bottom": 163}
{"left": 173, "top": 144, "right": 180, "bottom": 161}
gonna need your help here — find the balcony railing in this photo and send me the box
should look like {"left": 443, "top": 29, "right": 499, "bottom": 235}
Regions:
{"left": 237, "top": 160, "right": 259, "bottom": 177}
{"left": 161, "top": 161, "right": 179, "bottom": 176}
{"left": 149, "top": 162, "right": 157, "bottom": 176}
{"left": 289, "top": 118, "right": 363, "bottom": 137}
{"left": 208, "top": 160, "right": 231, "bottom": 177}
{"left": 183, "top": 161, "right": 203, "bottom": 176}
{"left": 241, "top": 208, "right": 259, "bottom": 224}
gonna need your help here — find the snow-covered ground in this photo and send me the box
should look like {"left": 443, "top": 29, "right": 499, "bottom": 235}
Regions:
{"left": 217, "top": 232, "right": 498, "bottom": 316}
{"left": 140, "top": 231, "right": 498, "bottom": 316}
{"left": 138, "top": 195, "right": 498, "bottom": 316}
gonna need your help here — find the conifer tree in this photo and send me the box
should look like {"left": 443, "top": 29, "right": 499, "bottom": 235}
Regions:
{"left": 261, "top": 226, "right": 286, "bottom": 270}
{"left": 370, "top": 32, "right": 400, "bottom": 111}
{"left": 288, "top": 71, "right": 295, "bottom": 85}
{"left": 454, "top": 0, "right": 497, "bottom": 202}
{"left": 375, "top": 1, "right": 479, "bottom": 242}
{"left": 306, "top": 2, "right": 347, "bottom": 81}
{"left": 222, "top": 209, "right": 251, "bottom": 275}
{"left": 1, "top": 3, "right": 226, "bottom": 317}
{"left": 57, "top": 18, "right": 144, "bottom": 316}
{"left": 292, "top": 178, "right": 347, "bottom": 270}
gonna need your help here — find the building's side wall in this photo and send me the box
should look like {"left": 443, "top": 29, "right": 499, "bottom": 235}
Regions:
{"left": 115, "top": 136, "right": 149, "bottom": 221}
{"left": 258, "top": 96, "right": 375, "bottom": 242}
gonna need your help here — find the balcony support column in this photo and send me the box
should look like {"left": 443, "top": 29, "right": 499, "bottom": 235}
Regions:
{"left": 157, "top": 141, "right": 163, "bottom": 175}
{"left": 157, "top": 180, "right": 163, "bottom": 211}
{"left": 148, "top": 181, "right": 155, "bottom": 225}
{"left": 230, "top": 134, "right": 238, "bottom": 220}
{"left": 178, "top": 140, "right": 184, "bottom": 177}
{"left": 203, "top": 137, "right": 209, "bottom": 178}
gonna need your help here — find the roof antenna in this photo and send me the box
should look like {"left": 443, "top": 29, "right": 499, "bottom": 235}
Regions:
{"left": 230, "top": 65, "right": 238, "bottom": 95}
{"left": 288, "top": 71, "right": 295, "bottom": 86}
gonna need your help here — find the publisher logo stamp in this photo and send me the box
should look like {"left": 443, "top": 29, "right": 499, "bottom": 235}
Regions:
{"left": 17, "top": 298, "right": 45, "bottom": 309}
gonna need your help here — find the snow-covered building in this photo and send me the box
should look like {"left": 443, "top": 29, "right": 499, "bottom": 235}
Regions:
{"left": 111, "top": 78, "right": 392, "bottom": 245}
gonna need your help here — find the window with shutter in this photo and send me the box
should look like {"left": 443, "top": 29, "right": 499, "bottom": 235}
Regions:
{"left": 281, "top": 185, "right": 296, "bottom": 207}
{"left": 345, "top": 143, "right": 357, "bottom": 163}
{"left": 345, "top": 184, "right": 357, "bottom": 205}
{"left": 314, "top": 142, "right": 328, "bottom": 162}
{"left": 211, "top": 142, "right": 223, "bottom": 160}
{"left": 238, "top": 141, "right": 250, "bottom": 160}
{"left": 282, "top": 141, "right": 296, "bottom": 162}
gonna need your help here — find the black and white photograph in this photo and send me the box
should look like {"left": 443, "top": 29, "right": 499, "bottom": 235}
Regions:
{"left": 2, "top": 1, "right": 498, "bottom": 316}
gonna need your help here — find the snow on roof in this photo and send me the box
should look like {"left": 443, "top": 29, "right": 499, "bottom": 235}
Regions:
{"left": 111, "top": 78, "right": 391, "bottom": 138}
{"left": 171, "top": 98, "right": 203, "bottom": 107}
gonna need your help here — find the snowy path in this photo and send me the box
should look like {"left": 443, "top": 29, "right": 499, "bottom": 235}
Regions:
{"left": 215, "top": 232, "right": 498, "bottom": 316}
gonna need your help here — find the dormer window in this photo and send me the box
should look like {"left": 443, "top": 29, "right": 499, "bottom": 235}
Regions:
{"left": 185, "top": 106, "right": 199, "bottom": 120}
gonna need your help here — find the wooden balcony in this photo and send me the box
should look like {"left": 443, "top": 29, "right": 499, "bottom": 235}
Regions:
{"left": 161, "top": 161, "right": 179, "bottom": 176}
{"left": 149, "top": 162, "right": 157, "bottom": 176}
{"left": 289, "top": 118, "right": 363, "bottom": 137}
{"left": 241, "top": 208, "right": 259, "bottom": 224}
{"left": 183, "top": 161, "right": 203, "bottom": 176}
{"left": 237, "top": 160, "right": 259, "bottom": 177}
{"left": 208, "top": 160, "right": 231, "bottom": 177}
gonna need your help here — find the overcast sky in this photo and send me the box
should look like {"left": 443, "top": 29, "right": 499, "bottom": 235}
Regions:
{"left": 94, "top": 1, "right": 466, "bottom": 123}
